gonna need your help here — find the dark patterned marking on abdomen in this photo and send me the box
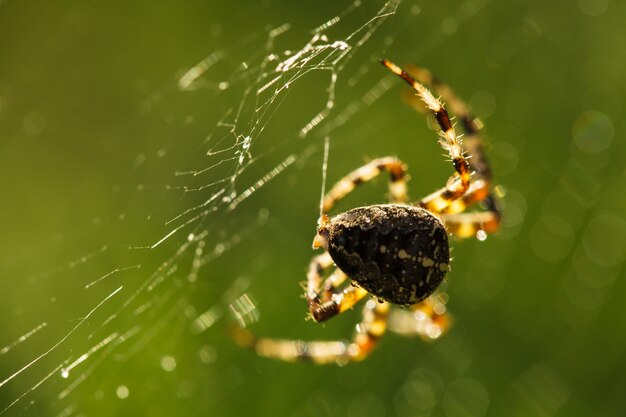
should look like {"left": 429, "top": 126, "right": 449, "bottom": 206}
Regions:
{"left": 327, "top": 205, "right": 449, "bottom": 305}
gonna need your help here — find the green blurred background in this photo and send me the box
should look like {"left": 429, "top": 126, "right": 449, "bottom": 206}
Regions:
{"left": 1, "top": 0, "right": 625, "bottom": 416}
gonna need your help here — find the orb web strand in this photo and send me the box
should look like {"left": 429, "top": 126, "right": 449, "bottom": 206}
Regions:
{"left": 0, "top": 286, "right": 123, "bottom": 390}
{"left": 319, "top": 136, "right": 330, "bottom": 221}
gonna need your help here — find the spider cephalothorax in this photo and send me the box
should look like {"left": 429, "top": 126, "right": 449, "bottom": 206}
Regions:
{"left": 232, "top": 59, "right": 501, "bottom": 364}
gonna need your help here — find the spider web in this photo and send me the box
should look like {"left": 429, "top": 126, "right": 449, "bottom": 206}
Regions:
{"left": 0, "top": 0, "right": 500, "bottom": 415}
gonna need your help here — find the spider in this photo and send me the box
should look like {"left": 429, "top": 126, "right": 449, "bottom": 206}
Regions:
{"left": 231, "top": 59, "right": 501, "bottom": 364}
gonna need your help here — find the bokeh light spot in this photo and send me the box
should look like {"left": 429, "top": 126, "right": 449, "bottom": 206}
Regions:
{"left": 511, "top": 363, "right": 569, "bottom": 415}
{"left": 492, "top": 142, "right": 519, "bottom": 176}
{"left": 470, "top": 91, "right": 496, "bottom": 119}
{"left": 442, "top": 378, "right": 489, "bottom": 417}
{"left": 160, "top": 355, "right": 177, "bottom": 372}
{"left": 563, "top": 271, "right": 604, "bottom": 313}
{"left": 530, "top": 216, "right": 575, "bottom": 262}
{"left": 395, "top": 368, "right": 444, "bottom": 416}
{"left": 496, "top": 190, "right": 527, "bottom": 240}
{"left": 572, "top": 246, "right": 621, "bottom": 288}
{"left": 541, "top": 190, "right": 585, "bottom": 231}
{"left": 577, "top": 0, "right": 610, "bottom": 16}
{"left": 442, "top": 18, "right": 459, "bottom": 35}
{"left": 560, "top": 164, "right": 600, "bottom": 208}
{"left": 582, "top": 214, "right": 626, "bottom": 267}
{"left": 23, "top": 112, "right": 46, "bottom": 136}
{"left": 572, "top": 110, "right": 613, "bottom": 153}
{"left": 116, "top": 385, "right": 129, "bottom": 399}
{"left": 347, "top": 394, "right": 386, "bottom": 417}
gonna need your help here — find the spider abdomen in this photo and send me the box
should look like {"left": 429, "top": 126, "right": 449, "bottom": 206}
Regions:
{"left": 326, "top": 204, "right": 449, "bottom": 305}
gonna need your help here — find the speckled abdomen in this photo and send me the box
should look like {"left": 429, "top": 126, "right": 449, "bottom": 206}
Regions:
{"left": 326, "top": 204, "right": 450, "bottom": 305}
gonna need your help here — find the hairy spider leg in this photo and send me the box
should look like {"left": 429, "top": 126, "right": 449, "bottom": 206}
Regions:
{"left": 305, "top": 253, "right": 369, "bottom": 322}
{"left": 381, "top": 60, "right": 471, "bottom": 213}
{"left": 304, "top": 252, "right": 335, "bottom": 298}
{"left": 232, "top": 157, "right": 412, "bottom": 361}
{"left": 320, "top": 156, "right": 408, "bottom": 221}
{"left": 439, "top": 195, "right": 501, "bottom": 238}
{"left": 231, "top": 299, "right": 389, "bottom": 364}
{"left": 403, "top": 64, "right": 491, "bottom": 181}
{"left": 399, "top": 64, "right": 502, "bottom": 235}
{"left": 388, "top": 295, "right": 451, "bottom": 340}
{"left": 306, "top": 252, "right": 348, "bottom": 300}
{"left": 309, "top": 158, "right": 409, "bottom": 321}
{"left": 230, "top": 62, "right": 505, "bottom": 364}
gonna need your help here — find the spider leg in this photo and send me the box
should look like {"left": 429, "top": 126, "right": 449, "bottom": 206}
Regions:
{"left": 440, "top": 212, "right": 500, "bottom": 238}
{"left": 388, "top": 295, "right": 451, "bottom": 340}
{"left": 321, "top": 156, "right": 408, "bottom": 220}
{"left": 402, "top": 64, "right": 492, "bottom": 182}
{"left": 306, "top": 252, "right": 369, "bottom": 322}
{"left": 383, "top": 60, "right": 502, "bottom": 226}
{"left": 418, "top": 177, "right": 492, "bottom": 215}
{"left": 310, "top": 156, "right": 413, "bottom": 320}
{"left": 305, "top": 252, "right": 334, "bottom": 299}
{"left": 397, "top": 63, "right": 501, "bottom": 222}
{"left": 381, "top": 60, "right": 471, "bottom": 206}
{"left": 439, "top": 194, "right": 501, "bottom": 238}
{"left": 420, "top": 183, "right": 501, "bottom": 237}
{"left": 231, "top": 298, "right": 390, "bottom": 364}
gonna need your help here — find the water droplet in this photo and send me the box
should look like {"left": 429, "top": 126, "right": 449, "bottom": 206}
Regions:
{"left": 242, "top": 135, "right": 251, "bottom": 150}
{"left": 476, "top": 230, "right": 488, "bottom": 241}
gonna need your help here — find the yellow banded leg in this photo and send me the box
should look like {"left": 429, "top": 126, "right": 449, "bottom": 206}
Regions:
{"left": 381, "top": 60, "right": 471, "bottom": 199}
{"left": 400, "top": 64, "right": 501, "bottom": 225}
{"left": 321, "top": 156, "right": 408, "bottom": 217}
{"left": 418, "top": 174, "right": 472, "bottom": 214}
{"left": 388, "top": 295, "right": 451, "bottom": 340}
{"left": 350, "top": 299, "right": 390, "bottom": 362}
{"left": 305, "top": 252, "right": 334, "bottom": 301}
{"left": 403, "top": 64, "right": 492, "bottom": 182}
{"left": 307, "top": 283, "right": 369, "bottom": 323}
{"left": 234, "top": 298, "right": 389, "bottom": 364}
{"left": 305, "top": 252, "right": 369, "bottom": 322}
{"left": 440, "top": 210, "right": 501, "bottom": 239}
{"left": 419, "top": 177, "right": 491, "bottom": 214}
{"left": 319, "top": 268, "right": 348, "bottom": 301}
